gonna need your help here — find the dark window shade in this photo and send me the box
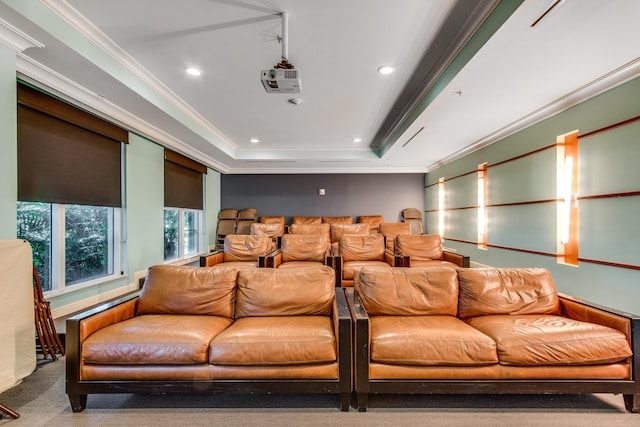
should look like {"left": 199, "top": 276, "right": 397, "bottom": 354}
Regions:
{"left": 17, "top": 105, "right": 123, "bottom": 207}
{"left": 17, "top": 83, "right": 128, "bottom": 144}
{"left": 164, "top": 160, "right": 203, "bottom": 210}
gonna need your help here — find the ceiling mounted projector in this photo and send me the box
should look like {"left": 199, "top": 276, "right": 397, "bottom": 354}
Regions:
{"left": 261, "top": 68, "right": 301, "bottom": 93}
{"left": 261, "top": 12, "right": 302, "bottom": 94}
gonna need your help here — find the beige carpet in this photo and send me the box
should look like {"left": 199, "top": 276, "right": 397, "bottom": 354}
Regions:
{"left": 0, "top": 357, "right": 636, "bottom": 427}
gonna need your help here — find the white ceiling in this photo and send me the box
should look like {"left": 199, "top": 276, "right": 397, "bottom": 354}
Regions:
{"left": 2, "top": 0, "right": 640, "bottom": 173}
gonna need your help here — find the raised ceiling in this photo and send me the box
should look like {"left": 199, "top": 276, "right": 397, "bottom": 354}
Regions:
{"left": 2, "top": 0, "right": 640, "bottom": 173}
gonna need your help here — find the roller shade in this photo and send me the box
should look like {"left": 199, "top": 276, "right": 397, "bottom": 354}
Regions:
{"left": 164, "top": 149, "right": 206, "bottom": 210}
{"left": 17, "top": 83, "right": 127, "bottom": 207}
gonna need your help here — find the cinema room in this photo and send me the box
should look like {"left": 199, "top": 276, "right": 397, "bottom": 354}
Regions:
{"left": 0, "top": 1, "right": 639, "bottom": 425}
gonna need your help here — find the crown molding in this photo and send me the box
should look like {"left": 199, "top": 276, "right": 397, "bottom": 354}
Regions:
{"left": 17, "top": 54, "right": 229, "bottom": 174}
{"left": 0, "top": 17, "right": 44, "bottom": 53}
{"left": 427, "top": 56, "right": 640, "bottom": 172}
{"left": 40, "top": 0, "right": 237, "bottom": 156}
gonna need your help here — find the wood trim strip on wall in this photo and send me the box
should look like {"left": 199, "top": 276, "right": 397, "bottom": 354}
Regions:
{"left": 579, "top": 114, "right": 640, "bottom": 140}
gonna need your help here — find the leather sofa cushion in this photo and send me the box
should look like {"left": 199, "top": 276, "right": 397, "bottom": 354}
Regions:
{"left": 395, "top": 234, "right": 443, "bottom": 260}
{"left": 467, "top": 314, "right": 633, "bottom": 366}
{"left": 223, "top": 235, "right": 271, "bottom": 262}
{"left": 357, "top": 215, "right": 384, "bottom": 234}
{"left": 457, "top": 268, "right": 561, "bottom": 318}
{"left": 250, "top": 222, "right": 284, "bottom": 238}
{"left": 370, "top": 316, "right": 498, "bottom": 366}
{"left": 291, "top": 216, "right": 322, "bottom": 225}
{"left": 278, "top": 261, "right": 325, "bottom": 269}
{"left": 408, "top": 260, "right": 461, "bottom": 268}
{"left": 137, "top": 265, "right": 237, "bottom": 316}
{"left": 288, "top": 223, "right": 331, "bottom": 245}
{"left": 281, "top": 234, "right": 327, "bottom": 262}
{"left": 339, "top": 234, "right": 385, "bottom": 262}
{"left": 210, "top": 316, "right": 336, "bottom": 365}
{"left": 82, "top": 314, "right": 233, "bottom": 364}
{"left": 330, "top": 223, "right": 370, "bottom": 243}
{"left": 356, "top": 267, "right": 458, "bottom": 316}
{"left": 322, "top": 216, "right": 353, "bottom": 225}
{"left": 343, "top": 261, "right": 391, "bottom": 280}
{"left": 235, "top": 267, "right": 334, "bottom": 317}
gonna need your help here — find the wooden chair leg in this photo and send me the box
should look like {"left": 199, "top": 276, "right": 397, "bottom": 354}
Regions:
{"left": 0, "top": 403, "right": 19, "bottom": 419}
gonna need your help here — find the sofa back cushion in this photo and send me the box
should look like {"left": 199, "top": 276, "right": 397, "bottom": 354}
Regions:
{"left": 322, "top": 216, "right": 353, "bottom": 225}
{"left": 457, "top": 268, "right": 561, "bottom": 318}
{"left": 223, "top": 234, "right": 271, "bottom": 262}
{"left": 137, "top": 265, "right": 238, "bottom": 317}
{"left": 288, "top": 223, "right": 331, "bottom": 246}
{"left": 291, "top": 216, "right": 322, "bottom": 225}
{"left": 395, "top": 233, "right": 443, "bottom": 260}
{"left": 330, "top": 223, "right": 370, "bottom": 243}
{"left": 339, "top": 234, "right": 385, "bottom": 262}
{"left": 356, "top": 267, "right": 458, "bottom": 316}
{"left": 281, "top": 234, "right": 328, "bottom": 262}
{"left": 235, "top": 266, "right": 335, "bottom": 318}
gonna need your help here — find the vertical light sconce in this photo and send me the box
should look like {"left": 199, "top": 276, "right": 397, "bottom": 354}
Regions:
{"left": 477, "top": 163, "right": 488, "bottom": 249}
{"left": 560, "top": 155, "right": 573, "bottom": 244}
{"left": 557, "top": 131, "right": 579, "bottom": 266}
{"left": 438, "top": 177, "right": 445, "bottom": 239}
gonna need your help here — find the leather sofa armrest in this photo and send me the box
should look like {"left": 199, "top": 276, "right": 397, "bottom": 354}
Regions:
{"left": 559, "top": 293, "right": 639, "bottom": 391}
{"left": 443, "top": 250, "right": 470, "bottom": 268}
{"left": 259, "top": 248, "right": 280, "bottom": 268}
{"left": 66, "top": 294, "right": 139, "bottom": 387}
{"left": 334, "top": 288, "right": 353, "bottom": 406}
{"left": 384, "top": 250, "right": 404, "bottom": 267}
{"left": 200, "top": 250, "right": 224, "bottom": 267}
{"left": 344, "top": 288, "right": 370, "bottom": 408}
{"left": 559, "top": 293, "right": 638, "bottom": 340}
{"left": 265, "top": 250, "right": 282, "bottom": 268}
{"left": 334, "top": 255, "right": 342, "bottom": 287}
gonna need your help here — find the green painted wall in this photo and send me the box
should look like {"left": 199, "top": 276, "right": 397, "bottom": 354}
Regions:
{"left": 125, "top": 133, "right": 165, "bottom": 274}
{"left": 0, "top": 46, "right": 16, "bottom": 239}
{"left": 205, "top": 169, "right": 221, "bottom": 250}
{"left": 426, "top": 76, "right": 640, "bottom": 314}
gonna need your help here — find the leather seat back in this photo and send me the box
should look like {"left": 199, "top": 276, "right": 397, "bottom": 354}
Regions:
{"left": 356, "top": 267, "right": 458, "bottom": 316}
{"left": 281, "top": 234, "right": 328, "bottom": 262}
{"left": 395, "top": 234, "right": 443, "bottom": 261}
{"left": 339, "top": 234, "right": 385, "bottom": 262}
{"left": 235, "top": 267, "right": 335, "bottom": 317}
{"left": 223, "top": 235, "right": 271, "bottom": 262}
{"left": 457, "top": 268, "right": 561, "bottom": 318}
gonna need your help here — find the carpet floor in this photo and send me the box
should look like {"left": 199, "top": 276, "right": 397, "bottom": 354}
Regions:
{"left": 0, "top": 357, "right": 637, "bottom": 427}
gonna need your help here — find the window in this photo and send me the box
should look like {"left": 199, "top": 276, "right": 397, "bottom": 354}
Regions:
{"left": 164, "top": 148, "right": 206, "bottom": 261}
{"left": 16, "top": 83, "right": 128, "bottom": 294}
{"left": 164, "top": 208, "right": 201, "bottom": 261}
{"left": 17, "top": 202, "right": 120, "bottom": 293}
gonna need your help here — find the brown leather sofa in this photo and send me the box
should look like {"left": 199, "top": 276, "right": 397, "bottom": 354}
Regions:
{"left": 347, "top": 267, "right": 639, "bottom": 412}
{"left": 66, "top": 265, "right": 352, "bottom": 412}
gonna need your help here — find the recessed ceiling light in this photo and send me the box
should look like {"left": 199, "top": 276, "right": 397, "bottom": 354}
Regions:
{"left": 377, "top": 66, "right": 394, "bottom": 75}
{"left": 185, "top": 67, "right": 201, "bottom": 76}
{"left": 250, "top": 138, "right": 259, "bottom": 144}
{"left": 353, "top": 138, "right": 362, "bottom": 143}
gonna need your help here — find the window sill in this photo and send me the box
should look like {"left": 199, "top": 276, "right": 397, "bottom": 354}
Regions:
{"left": 164, "top": 253, "right": 202, "bottom": 266}
{"left": 44, "top": 272, "right": 127, "bottom": 299}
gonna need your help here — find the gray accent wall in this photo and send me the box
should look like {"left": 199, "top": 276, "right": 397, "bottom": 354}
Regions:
{"left": 221, "top": 174, "right": 424, "bottom": 224}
